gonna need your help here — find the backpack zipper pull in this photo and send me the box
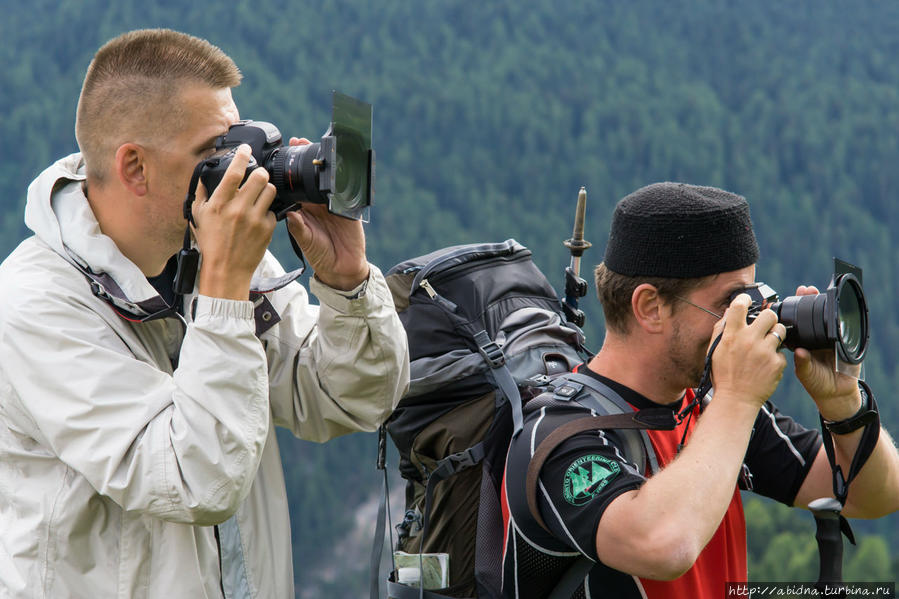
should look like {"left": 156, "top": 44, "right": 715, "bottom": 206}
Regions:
{"left": 419, "top": 279, "right": 458, "bottom": 312}
{"left": 420, "top": 278, "right": 439, "bottom": 299}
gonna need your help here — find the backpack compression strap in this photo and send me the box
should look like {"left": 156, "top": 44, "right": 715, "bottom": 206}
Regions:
{"left": 472, "top": 329, "right": 523, "bottom": 434}
{"left": 370, "top": 426, "right": 394, "bottom": 599}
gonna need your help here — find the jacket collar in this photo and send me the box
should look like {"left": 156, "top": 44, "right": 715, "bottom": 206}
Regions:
{"left": 25, "top": 153, "right": 302, "bottom": 325}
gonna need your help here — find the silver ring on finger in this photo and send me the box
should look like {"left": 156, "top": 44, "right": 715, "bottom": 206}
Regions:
{"left": 770, "top": 330, "right": 784, "bottom": 347}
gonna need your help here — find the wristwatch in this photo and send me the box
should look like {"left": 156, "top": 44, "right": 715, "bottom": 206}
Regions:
{"left": 822, "top": 381, "right": 879, "bottom": 435}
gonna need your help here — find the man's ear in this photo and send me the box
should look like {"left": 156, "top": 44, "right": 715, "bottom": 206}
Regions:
{"left": 631, "top": 283, "right": 667, "bottom": 334}
{"left": 114, "top": 143, "right": 148, "bottom": 196}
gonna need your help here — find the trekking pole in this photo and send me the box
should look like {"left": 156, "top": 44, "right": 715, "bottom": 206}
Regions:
{"left": 809, "top": 497, "right": 847, "bottom": 597}
{"left": 562, "top": 187, "right": 592, "bottom": 327}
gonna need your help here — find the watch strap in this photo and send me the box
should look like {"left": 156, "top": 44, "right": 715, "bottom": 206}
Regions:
{"left": 823, "top": 381, "right": 879, "bottom": 435}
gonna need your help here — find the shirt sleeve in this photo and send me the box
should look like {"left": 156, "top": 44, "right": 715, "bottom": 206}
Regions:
{"left": 744, "top": 401, "right": 822, "bottom": 505}
{"left": 257, "top": 253, "right": 410, "bottom": 442}
{"left": 535, "top": 427, "right": 646, "bottom": 560}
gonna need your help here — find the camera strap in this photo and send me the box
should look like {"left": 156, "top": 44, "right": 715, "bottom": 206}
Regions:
{"left": 819, "top": 380, "right": 880, "bottom": 508}
{"left": 676, "top": 331, "right": 722, "bottom": 452}
{"left": 286, "top": 222, "right": 308, "bottom": 272}
{"left": 810, "top": 380, "right": 880, "bottom": 591}
{"left": 172, "top": 164, "right": 204, "bottom": 300}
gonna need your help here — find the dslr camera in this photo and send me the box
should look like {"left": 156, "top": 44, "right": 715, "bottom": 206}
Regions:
{"left": 739, "top": 259, "right": 869, "bottom": 366}
{"left": 192, "top": 91, "right": 374, "bottom": 221}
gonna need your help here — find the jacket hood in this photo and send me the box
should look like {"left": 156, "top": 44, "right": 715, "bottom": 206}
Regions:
{"left": 25, "top": 153, "right": 167, "bottom": 312}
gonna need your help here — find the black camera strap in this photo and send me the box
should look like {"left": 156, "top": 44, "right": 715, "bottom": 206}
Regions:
{"left": 286, "top": 220, "right": 308, "bottom": 272}
{"left": 809, "top": 380, "right": 880, "bottom": 594}
{"left": 172, "top": 164, "right": 204, "bottom": 299}
{"left": 676, "top": 331, "right": 722, "bottom": 452}
{"left": 819, "top": 380, "right": 880, "bottom": 508}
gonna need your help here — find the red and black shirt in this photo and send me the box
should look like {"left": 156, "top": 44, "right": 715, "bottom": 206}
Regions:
{"left": 501, "top": 368, "right": 821, "bottom": 599}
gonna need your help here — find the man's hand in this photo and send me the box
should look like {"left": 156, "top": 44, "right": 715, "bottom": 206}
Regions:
{"left": 192, "top": 144, "right": 277, "bottom": 300}
{"left": 283, "top": 137, "right": 370, "bottom": 291}
{"left": 791, "top": 285, "right": 863, "bottom": 421}
{"left": 710, "top": 293, "right": 788, "bottom": 409}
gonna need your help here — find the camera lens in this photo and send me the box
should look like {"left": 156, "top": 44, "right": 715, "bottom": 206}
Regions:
{"left": 332, "top": 135, "right": 367, "bottom": 215}
{"left": 772, "top": 273, "right": 868, "bottom": 364}
{"left": 775, "top": 294, "right": 828, "bottom": 350}
{"left": 267, "top": 143, "right": 327, "bottom": 216}
{"left": 835, "top": 275, "right": 867, "bottom": 363}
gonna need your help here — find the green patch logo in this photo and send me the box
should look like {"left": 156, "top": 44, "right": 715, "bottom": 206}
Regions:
{"left": 563, "top": 454, "right": 620, "bottom": 506}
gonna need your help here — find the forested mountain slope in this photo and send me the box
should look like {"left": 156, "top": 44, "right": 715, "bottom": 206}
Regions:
{"left": 3, "top": 2, "right": 897, "bottom": 594}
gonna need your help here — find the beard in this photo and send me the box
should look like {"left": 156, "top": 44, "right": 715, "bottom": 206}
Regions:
{"left": 667, "top": 320, "right": 709, "bottom": 390}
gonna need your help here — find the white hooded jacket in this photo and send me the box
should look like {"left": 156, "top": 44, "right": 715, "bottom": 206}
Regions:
{"left": 0, "top": 154, "right": 410, "bottom": 598}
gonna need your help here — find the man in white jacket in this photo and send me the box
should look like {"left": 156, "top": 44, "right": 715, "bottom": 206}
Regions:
{"left": 0, "top": 29, "right": 410, "bottom": 598}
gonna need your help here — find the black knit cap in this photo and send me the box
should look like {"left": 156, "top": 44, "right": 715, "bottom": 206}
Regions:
{"left": 603, "top": 182, "right": 759, "bottom": 278}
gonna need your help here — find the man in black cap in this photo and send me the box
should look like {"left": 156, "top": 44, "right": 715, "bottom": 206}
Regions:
{"left": 501, "top": 182, "right": 899, "bottom": 598}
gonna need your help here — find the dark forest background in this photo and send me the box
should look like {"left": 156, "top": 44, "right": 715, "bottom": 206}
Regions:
{"left": 2, "top": 1, "right": 897, "bottom": 595}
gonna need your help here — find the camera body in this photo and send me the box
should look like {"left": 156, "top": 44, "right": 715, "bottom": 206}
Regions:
{"left": 742, "top": 282, "right": 780, "bottom": 324}
{"left": 197, "top": 120, "right": 335, "bottom": 220}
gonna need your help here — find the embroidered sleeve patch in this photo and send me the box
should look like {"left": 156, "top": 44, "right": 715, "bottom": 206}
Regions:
{"left": 563, "top": 454, "right": 621, "bottom": 506}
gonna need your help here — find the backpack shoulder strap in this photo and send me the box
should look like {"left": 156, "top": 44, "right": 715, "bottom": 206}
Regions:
{"left": 524, "top": 373, "right": 674, "bottom": 535}
{"left": 552, "top": 372, "right": 670, "bottom": 474}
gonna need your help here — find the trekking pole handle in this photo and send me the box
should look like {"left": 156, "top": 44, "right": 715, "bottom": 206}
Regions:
{"left": 809, "top": 497, "right": 845, "bottom": 594}
{"left": 563, "top": 187, "right": 592, "bottom": 272}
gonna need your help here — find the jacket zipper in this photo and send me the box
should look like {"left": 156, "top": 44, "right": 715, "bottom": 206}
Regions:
{"left": 214, "top": 525, "right": 226, "bottom": 597}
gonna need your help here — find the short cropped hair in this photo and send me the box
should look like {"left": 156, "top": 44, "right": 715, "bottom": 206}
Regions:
{"left": 594, "top": 262, "right": 711, "bottom": 334}
{"left": 75, "top": 29, "right": 242, "bottom": 183}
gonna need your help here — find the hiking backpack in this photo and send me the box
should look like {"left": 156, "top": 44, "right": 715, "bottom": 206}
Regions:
{"left": 378, "top": 240, "right": 588, "bottom": 598}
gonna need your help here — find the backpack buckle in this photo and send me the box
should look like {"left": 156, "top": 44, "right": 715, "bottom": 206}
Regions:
{"left": 446, "top": 447, "right": 479, "bottom": 470}
{"left": 525, "top": 374, "right": 553, "bottom": 387}
{"left": 433, "top": 444, "right": 486, "bottom": 480}
{"left": 473, "top": 330, "right": 505, "bottom": 368}
{"left": 553, "top": 381, "right": 583, "bottom": 401}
